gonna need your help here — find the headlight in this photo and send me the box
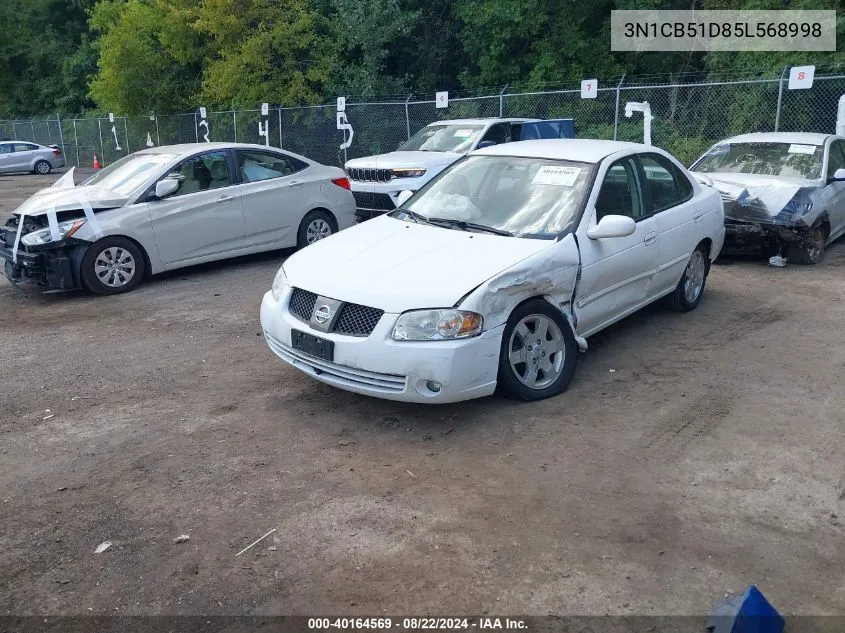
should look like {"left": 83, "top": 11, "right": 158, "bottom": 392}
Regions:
{"left": 391, "top": 168, "right": 427, "bottom": 178}
{"left": 21, "top": 219, "right": 86, "bottom": 247}
{"left": 392, "top": 309, "right": 483, "bottom": 341}
{"left": 271, "top": 266, "right": 287, "bottom": 302}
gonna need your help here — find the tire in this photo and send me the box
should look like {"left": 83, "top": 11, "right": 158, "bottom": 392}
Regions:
{"left": 33, "top": 160, "right": 51, "bottom": 175}
{"left": 297, "top": 210, "right": 337, "bottom": 248}
{"left": 497, "top": 299, "right": 578, "bottom": 401}
{"left": 786, "top": 223, "right": 826, "bottom": 265}
{"left": 669, "top": 245, "right": 709, "bottom": 312}
{"left": 80, "top": 237, "right": 145, "bottom": 295}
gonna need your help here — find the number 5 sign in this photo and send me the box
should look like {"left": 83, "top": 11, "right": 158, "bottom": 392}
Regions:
{"left": 581, "top": 79, "right": 597, "bottom": 99}
{"left": 788, "top": 66, "right": 815, "bottom": 90}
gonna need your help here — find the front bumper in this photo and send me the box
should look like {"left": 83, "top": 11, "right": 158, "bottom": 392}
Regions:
{"left": 0, "top": 243, "right": 80, "bottom": 290}
{"left": 260, "top": 289, "right": 502, "bottom": 403}
{"left": 722, "top": 219, "right": 815, "bottom": 255}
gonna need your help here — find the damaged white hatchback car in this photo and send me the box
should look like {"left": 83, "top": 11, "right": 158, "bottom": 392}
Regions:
{"left": 1, "top": 143, "right": 355, "bottom": 294}
{"left": 261, "top": 139, "right": 725, "bottom": 403}
{"left": 691, "top": 132, "right": 845, "bottom": 264}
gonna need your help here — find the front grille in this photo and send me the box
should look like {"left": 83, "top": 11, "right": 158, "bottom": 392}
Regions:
{"left": 334, "top": 303, "right": 384, "bottom": 336}
{"left": 289, "top": 288, "right": 317, "bottom": 321}
{"left": 348, "top": 167, "right": 392, "bottom": 183}
{"left": 352, "top": 191, "right": 395, "bottom": 211}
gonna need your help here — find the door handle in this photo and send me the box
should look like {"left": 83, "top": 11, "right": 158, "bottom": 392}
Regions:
{"left": 643, "top": 232, "right": 657, "bottom": 245}
{"left": 693, "top": 213, "right": 703, "bottom": 223}
{"left": 217, "top": 195, "right": 235, "bottom": 203}
{"left": 288, "top": 180, "right": 303, "bottom": 188}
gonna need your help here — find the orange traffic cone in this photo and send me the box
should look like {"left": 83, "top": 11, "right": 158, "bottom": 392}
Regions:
{"left": 92, "top": 153, "right": 102, "bottom": 169}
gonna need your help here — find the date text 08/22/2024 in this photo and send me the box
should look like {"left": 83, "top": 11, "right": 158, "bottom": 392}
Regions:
{"left": 307, "top": 618, "right": 528, "bottom": 631}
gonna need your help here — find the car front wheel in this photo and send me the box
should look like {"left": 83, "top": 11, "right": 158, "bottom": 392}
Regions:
{"left": 80, "top": 237, "right": 145, "bottom": 295}
{"left": 497, "top": 299, "right": 578, "bottom": 401}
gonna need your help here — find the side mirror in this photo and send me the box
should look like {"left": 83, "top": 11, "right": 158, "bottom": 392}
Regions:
{"left": 832, "top": 168, "right": 845, "bottom": 181}
{"left": 586, "top": 214, "right": 636, "bottom": 240}
{"left": 476, "top": 140, "right": 496, "bottom": 149}
{"left": 154, "top": 178, "right": 179, "bottom": 199}
{"left": 396, "top": 190, "right": 414, "bottom": 207}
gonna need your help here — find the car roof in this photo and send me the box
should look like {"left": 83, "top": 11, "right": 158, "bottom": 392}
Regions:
{"left": 472, "top": 139, "right": 651, "bottom": 163}
{"left": 717, "top": 132, "right": 835, "bottom": 145}
{"left": 426, "top": 118, "right": 540, "bottom": 126}
{"left": 137, "top": 142, "right": 290, "bottom": 155}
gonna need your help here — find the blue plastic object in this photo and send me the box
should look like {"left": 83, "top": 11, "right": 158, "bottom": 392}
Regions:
{"left": 707, "top": 585, "right": 785, "bottom": 633}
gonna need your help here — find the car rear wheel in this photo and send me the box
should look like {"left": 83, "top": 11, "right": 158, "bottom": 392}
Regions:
{"left": 669, "top": 245, "right": 708, "bottom": 312}
{"left": 81, "top": 237, "right": 145, "bottom": 295}
{"left": 297, "top": 210, "right": 336, "bottom": 248}
{"left": 786, "top": 223, "right": 826, "bottom": 265}
{"left": 34, "top": 160, "right": 51, "bottom": 175}
{"left": 497, "top": 299, "right": 578, "bottom": 401}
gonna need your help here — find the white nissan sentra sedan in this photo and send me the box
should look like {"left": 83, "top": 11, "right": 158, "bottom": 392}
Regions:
{"left": 260, "top": 140, "right": 725, "bottom": 403}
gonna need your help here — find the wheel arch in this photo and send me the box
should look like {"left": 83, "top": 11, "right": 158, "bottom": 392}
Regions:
{"left": 83, "top": 234, "right": 153, "bottom": 279}
{"left": 304, "top": 207, "right": 338, "bottom": 230}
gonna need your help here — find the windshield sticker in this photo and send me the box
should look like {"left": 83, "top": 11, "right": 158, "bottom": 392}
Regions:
{"left": 532, "top": 165, "right": 582, "bottom": 186}
{"left": 788, "top": 144, "right": 817, "bottom": 155}
{"left": 453, "top": 129, "right": 475, "bottom": 138}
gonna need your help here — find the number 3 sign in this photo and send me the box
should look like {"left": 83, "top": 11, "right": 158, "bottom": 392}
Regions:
{"left": 788, "top": 66, "right": 815, "bottom": 90}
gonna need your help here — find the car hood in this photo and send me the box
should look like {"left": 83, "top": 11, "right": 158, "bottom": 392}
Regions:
{"left": 696, "top": 171, "right": 821, "bottom": 225}
{"left": 345, "top": 151, "right": 461, "bottom": 170}
{"left": 13, "top": 183, "right": 128, "bottom": 217}
{"left": 283, "top": 216, "right": 554, "bottom": 313}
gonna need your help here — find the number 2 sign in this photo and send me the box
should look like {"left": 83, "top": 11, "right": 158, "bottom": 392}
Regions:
{"left": 788, "top": 66, "right": 815, "bottom": 90}
{"left": 581, "top": 79, "right": 597, "bottom": 99}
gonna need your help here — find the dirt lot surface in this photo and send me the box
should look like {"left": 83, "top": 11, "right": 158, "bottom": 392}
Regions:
{"left": 1, "top": 171, "right": 844, "bottom": 618}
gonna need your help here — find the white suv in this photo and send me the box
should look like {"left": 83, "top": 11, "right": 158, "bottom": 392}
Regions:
{"left": 345, "top": 118, "right": 574, "bottom": 221}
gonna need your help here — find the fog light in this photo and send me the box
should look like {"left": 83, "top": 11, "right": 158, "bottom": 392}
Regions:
{"left": 426, "top": 380, "right": 441, "bottom": 393}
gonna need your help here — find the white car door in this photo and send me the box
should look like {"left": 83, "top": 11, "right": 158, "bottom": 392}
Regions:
{"left": 234, "top": 149, "right": 314, "bottom": 248}
{"left": 639, "top": 153, "right": 706, "bottom": 295}
{"left": 575, "top": 156, "right": 658, "bottom": 336}
{"left": 147, "top": 150, "right": 247, "bottom": 266}
{"left": 823, "top": 139, "right": 845, "bottom": 239}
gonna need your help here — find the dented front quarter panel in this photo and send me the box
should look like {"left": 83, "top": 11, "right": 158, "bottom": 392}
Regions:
{"left": 459, "top": 233, "right": 582, "bottom": 345}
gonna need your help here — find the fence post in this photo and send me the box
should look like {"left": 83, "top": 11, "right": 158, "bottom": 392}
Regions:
{"left": 56, "top": 113, "right": 65, "bottom": 156}
{"left": 30, "top": 121, "right": 36, "bottom": 142}
{"left": 774, "top": 66, "right": 788, "bottom": 131}
{"left": 278, "top": 108, "right": 283, "bottom": 148}
{"left": 613, "top": 74, "right": 626, "bottom": 141}
{"left": 11, "top": 122, "right": 17, "bottom": 140}
{"left": 155, "top": 114, "right": 161, "bottom": 146}
{"left": 499, "top": 84, "right": 509, "bottom": 118}
{"left": 123, "top": 117, "right": 130, "bottom": 155}
{"left": 405, "top": 94, "right": 412, "bottom": 140}
{"left": 233, "top": 110, "right": 237, "bottom": 142}
{"left": 97, "top": 118, "right": 104, "bottom": 165}
{"left": 72, "top": 117, "right": 80, "bottom": 167}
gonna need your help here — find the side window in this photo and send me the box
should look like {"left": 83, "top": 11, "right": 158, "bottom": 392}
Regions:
{"left": 479, "top": 123, "right": 511, "bottom": 146}
{"left": 14, "top": 143, "right": 37, "bottom": 152}
{"left": 166, "top": 151, "right": 231, "bottom": 197}
{"left": 826, "top": 140, "right": 845, "bottom": 179}
{"left": 0, "top": 144, "right": 12, "bottom": 154}
{"left": 237, "top": 150, "right": 307, "bottom": 183}
{"left": 639, "top": 154, "right": 690, "bottom": 214}
{"left": 595, "top": 158, "right": 643, "bottom": 221}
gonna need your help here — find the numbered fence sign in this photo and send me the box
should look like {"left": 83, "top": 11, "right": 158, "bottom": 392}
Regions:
{"left": 336, "top": 97, "right": 346, "bottom": 112}
{"left": 436, "top": 91, "right": 449, "bottom": 109}
{"left": 259, "top": 102, "right": 270, "bottom": 146}
{"left": 788, "top": 66, "right": 815, "bottom": 90}
{"left": 581, "top": 79, "right": 598, "bottom": 99}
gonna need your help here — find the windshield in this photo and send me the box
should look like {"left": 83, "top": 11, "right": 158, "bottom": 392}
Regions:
{"left": 81, "top": 152, "right": 177, "bottom": 195}
{"left": 693, "top": 142, "right": 822, "bottom": 180}
{"left": 399, "top": 124, "right": 484, "bottom": 153}
{"left": 394, "top": 155, "right": 592, "bottom": 238}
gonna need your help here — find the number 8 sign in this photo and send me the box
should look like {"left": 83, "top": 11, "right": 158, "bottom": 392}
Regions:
{"left": 788, "top": 66, "right": 815, "bottom": 90}
{"left": 581, "top": 79, "right": 597, "bottom": 99}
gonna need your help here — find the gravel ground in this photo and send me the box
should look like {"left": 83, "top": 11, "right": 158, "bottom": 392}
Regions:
{"left": 1, "top": 171, "right": 843, "bottom": 618}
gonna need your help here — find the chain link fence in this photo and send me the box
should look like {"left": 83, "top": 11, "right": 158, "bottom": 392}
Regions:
{"left": 3, "top": 67, "right": 845, "bottom": 170}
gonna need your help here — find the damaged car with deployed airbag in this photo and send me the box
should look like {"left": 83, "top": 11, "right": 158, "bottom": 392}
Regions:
{"left": 261, "top": 139, "right": 725, "bottom": 403}
{"left": 691, "top": 132, "right": 845, "bottom": 264}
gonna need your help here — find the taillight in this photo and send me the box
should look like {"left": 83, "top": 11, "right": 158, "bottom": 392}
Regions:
{"left": 51, "top": 148, "right": 61, "bottom": 156}
{"left": 331, "top": 177, "right": 351, "bottom": 190}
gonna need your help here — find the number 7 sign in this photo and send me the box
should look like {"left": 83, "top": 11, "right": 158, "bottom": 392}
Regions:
{"left": 581, "top": 79, "right": 597, "bottom": 99}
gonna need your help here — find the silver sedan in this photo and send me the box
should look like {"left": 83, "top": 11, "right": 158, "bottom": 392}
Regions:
{"left": 0, "top": 141, "right": 65, "bottom": 174}
{"left": 1, "top": 143, "right": 356, "bottom": 294}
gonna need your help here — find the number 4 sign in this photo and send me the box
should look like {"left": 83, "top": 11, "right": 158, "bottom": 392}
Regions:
{"left": 581, "top": 79, "right": 597, "bottom": 99}
{"left": 788, "top": 66, "right": 815, "bottom": 90}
